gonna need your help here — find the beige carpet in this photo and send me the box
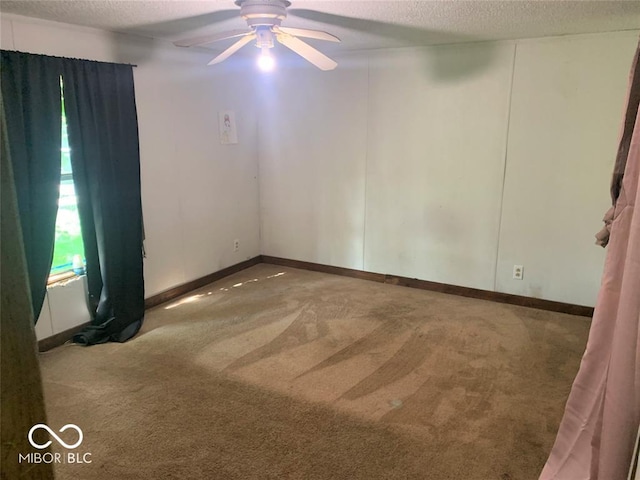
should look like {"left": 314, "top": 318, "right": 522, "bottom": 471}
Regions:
{"left": 40, "top": 264, "right": 590, "bottom": 479}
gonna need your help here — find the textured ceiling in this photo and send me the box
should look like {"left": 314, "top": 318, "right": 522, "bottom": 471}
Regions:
{"left": 1, "top": 1, "right": 640, "bottom": 52}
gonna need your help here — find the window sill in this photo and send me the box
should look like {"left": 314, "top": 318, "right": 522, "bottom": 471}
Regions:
{"left": 47, "top": 271, "right": 82, "bottom": 287}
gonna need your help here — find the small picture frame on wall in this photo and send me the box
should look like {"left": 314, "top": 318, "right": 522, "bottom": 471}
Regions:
{"left": 219, "top": 110, "right": 238, "bottom": 144}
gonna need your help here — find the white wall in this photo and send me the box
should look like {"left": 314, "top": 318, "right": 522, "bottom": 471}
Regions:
{"left": 365, "top": 43, "right": 514, "bottom": 290}
{"left": 1, "top": 14, "right": 261, "bottom": 300}
{"left": 259, "top": 31, "right": 639, "bottom": 307}
{"left": 495, "top": 34, "right": 635, "bottom": 305}
{"left": 3, "top": 13, "right": 637, "bottom": 313}
{"left": 258, "top": 55, "right": 369, "bottom": 269}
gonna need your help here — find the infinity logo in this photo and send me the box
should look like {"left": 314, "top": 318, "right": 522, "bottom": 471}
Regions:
{"left": 28, "top": 424, "right": 83, "bottom": 450}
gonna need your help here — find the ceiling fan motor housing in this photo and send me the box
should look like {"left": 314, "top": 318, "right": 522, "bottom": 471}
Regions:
{"left": 235, "top": 0, "right": 292, "bottom": 27}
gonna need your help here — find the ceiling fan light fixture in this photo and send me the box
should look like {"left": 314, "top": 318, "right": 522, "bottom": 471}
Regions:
{"left": 255, "top": 26, "right": 275, "bottom": 48}
{"left": 257, "top": 47, "right": 275, "bottom": 72}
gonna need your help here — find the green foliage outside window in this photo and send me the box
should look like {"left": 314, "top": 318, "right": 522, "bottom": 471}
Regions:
{"left": 50, "top": 84, "right": 85, "bottom": 275}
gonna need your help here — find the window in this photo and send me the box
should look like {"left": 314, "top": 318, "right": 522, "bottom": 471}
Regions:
{"left": 50, "top": 81, "right": 85, "bottom": 276}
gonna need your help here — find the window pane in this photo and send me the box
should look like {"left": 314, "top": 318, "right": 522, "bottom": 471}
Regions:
{"left": 61, "top": 115, "right": 72, "bottom": 175}
{"left": 51, "top": 181, "right": 85, "bottom": 274}
{"left": 50, "top": 82, "right": 85, "bottom": 275}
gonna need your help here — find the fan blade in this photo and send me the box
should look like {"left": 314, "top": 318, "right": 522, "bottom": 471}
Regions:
{"left": 208, "top": 33, "right": 256, "bottom": 66}
{"left": 174, "top": 29, "right": 252, "bottom": 48}
{"left": 276, "top": 34, "right": 337, "bottom": 71}
{"left": 275, "top": 27, "right": 340, "bottom": 43}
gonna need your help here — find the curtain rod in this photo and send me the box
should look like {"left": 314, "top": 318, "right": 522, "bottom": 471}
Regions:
{"left": 1, "top": 49, "right": 137, "bottom": 67}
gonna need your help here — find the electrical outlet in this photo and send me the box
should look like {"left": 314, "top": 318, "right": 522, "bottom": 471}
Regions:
{"left": 234, "top": 239, "right": 240, "bottom": 252}
{"left": 513, "top": 265, "right": 524, "bottom": 280}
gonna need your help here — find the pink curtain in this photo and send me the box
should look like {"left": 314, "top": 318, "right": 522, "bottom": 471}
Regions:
{"left": 540, "top": 41, "right": 640, "bottom": 480}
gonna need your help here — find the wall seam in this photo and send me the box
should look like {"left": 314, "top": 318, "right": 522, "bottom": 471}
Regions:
{"left": 493, "top": 41, "right": 518, "bottom": 292}
{"left": 10, "top": 19, "right": 16, "bottom": 49}
{"left": 256, "top": 96, "right": 264, "bottom": 256}
{"left": 173, "top": 91, "right": 188, "bottom": 287}
{"left": 362, "top": 54, "right": 371, "bottom": 271}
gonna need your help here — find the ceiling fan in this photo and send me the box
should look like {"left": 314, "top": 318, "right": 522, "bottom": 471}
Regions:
{"left": 173, "top": 0, "right": 341, "bottom": 71}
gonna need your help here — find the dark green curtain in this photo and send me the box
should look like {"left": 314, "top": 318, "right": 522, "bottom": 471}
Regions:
{"left": 61, "top": 59, "right": 145, "bottom": 344}
{"left": 0, "top": 51, "right": 62, "bottom": 320}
